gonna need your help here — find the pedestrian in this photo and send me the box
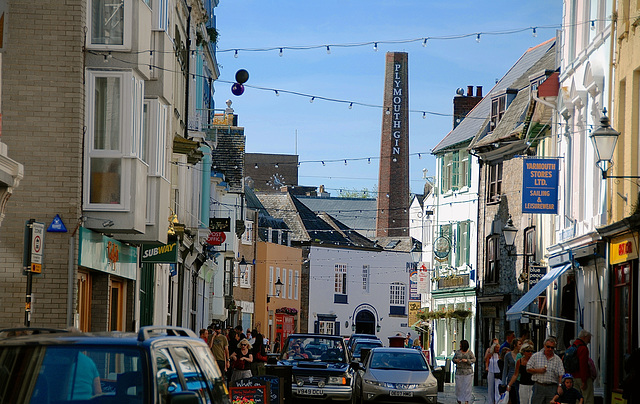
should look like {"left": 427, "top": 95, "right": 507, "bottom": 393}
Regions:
{"left": 272, "top": 334, "right": 281, "bottom": 353}
{"left": 210, "top": 323, "right": 229, "bottom": 377}
{"left": 251, "top": 330, "right": 268, "bottom": 376}
{"left": 199, "top": 328, "right": 209, "bottom": 344}
{"left": 412, "top": 338, "right": 422, "bottom": 351}
{"left": 405, "top": 332, "right": 413, "bottom": 348}
{"left": 453, "top": 339, "right": 475, "bottom": 404}
{"left": 486, "top": 342, "right": 501, "bottom": 404}
{"left": 551, "top": 374, "right": 584, "bottom": 404}
{"left": 230, "top": 338, "right": 253, "bottom": 383}
{"left": 570, "top": 330, "right": 594, "bottom": 404}
{"left": 246, "top": 329, "right": 255, "bottom": 345}
{"left": 484, "top": 338, "right": 500, "bottom": 376}
{"left": 507, "top": 342, "right": 535, "bottom": 404}
{"left": 501, "top": 330, "right": 516, "bottom": 352}
{"left": 526, "top": 336, "right": 564, "bottom": 404}
{"left": 503, "top": 339, "right": 523, "bottom": 404}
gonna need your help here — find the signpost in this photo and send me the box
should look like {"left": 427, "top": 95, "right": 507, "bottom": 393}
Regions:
{"left": 23, "top": 219, "right": 45, "bottom": 326}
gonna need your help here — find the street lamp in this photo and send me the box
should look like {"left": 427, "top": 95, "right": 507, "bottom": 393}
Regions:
{"left": 267, "top": 278, "right": 284, "bottom": 303}
{"left": 238, "top": 256, "right": 248, "bottom": 276}
{"left": 589, "top": 112, "right": 620, "bottom": 178}
{"left": 502, "top": 216, "right": 525, "bottom": 257}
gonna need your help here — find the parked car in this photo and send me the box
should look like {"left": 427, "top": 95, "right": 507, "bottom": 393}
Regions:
{"left": 351, "top": 338, "right": 383, "bottom": 361}
{"left": 346, "top": 333, "right": 380, "bottom": 353}
{"left": 278, "top": 333, "right": 357, "bottom": 402}
{"left": 353, "top": 347, "right": 438, "bottom": 404}
{"left": 0, "top": 326, "right": 231, "bottom": 404}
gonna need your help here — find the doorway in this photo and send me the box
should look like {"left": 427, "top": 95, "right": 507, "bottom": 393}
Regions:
{"left": 110, "top": 279, "right": 124, "bottom": 331}
{"left": 77, "top": 270, "right": 91, "bottom": 331}
{"left": 355, "top": 310, "right": 376, "bottom": 335}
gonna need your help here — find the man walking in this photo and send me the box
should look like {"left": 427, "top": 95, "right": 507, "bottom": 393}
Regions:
{"left": 500, "top": 330, "right": 515, "bottom": 352}
{"left": 211, "top": 324, "right": 229, "bottom": 376}
{"left": 571, "top": 330, "right": 594, "bottom": 404}
{"left": 527, "top": 336, "right": 565, "bottom": 404}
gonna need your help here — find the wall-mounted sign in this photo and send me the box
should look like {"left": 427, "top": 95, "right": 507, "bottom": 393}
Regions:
{"left": 529, "top": 265, "right": 547, "bottom": 289}
{"left": 610, "top": 233, "right": 638, "bottom": 265}
{"left": 433, "top": 236, "right": 451, "bottom": 261}
{"left": 47, "top": 214, "right": 67, "bottom": 232}
{"left": 437, "top": 274, "right": 470, "bottom": 289}
{"left": 522, "top": 158, "right": 559, "bottom": 214}
{"left": 209, "top": 217, "right": 231, "bottom": 232}
{"left": 141, "top": 242, "right": 178, "bottom": 263}
{"left": 206, "top": 231, "right": 226, "bottom": 246}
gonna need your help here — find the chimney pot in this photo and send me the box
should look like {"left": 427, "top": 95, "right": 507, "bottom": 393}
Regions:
{"left": 467, "top": 86, "right": 473, "bottom": 96}
{"left": 476, "top": 86, "right": 483, "bottom": 98}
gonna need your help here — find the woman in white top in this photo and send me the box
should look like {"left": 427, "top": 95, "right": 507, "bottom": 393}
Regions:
{"left": 485, "top": 343, "right": 501, "bottom": 404}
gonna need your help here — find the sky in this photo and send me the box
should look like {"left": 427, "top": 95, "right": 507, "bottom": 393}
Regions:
{"left": 213, "top": 0, "right": 563, "bottom": 197}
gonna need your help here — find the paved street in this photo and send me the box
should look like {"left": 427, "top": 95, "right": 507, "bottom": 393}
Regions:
{"left": 438, "top": 383, "right": 490, "bottom": 404}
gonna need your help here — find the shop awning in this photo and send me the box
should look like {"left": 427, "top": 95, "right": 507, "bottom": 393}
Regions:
{"left": 506, "top": 263, "right": 575, "bottom": 322}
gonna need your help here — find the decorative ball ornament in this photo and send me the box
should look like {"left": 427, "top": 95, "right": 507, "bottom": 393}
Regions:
{"left": 235, "top": 69, "right": 249, "bottom": 84}
{"left": 231, "top": 83, "right": 244, "bottom": 96}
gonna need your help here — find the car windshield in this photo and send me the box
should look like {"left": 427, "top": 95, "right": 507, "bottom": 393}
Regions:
{"left": 369, "top": 351, "right": 429, "bottom": 371}
{"left": 0, "top": 344, "right": 146, "bottom": 403}
{"left": 353, "top": 341, "right": 383, "bottom": 357}
{"left": 282, "top": 337, "right": 346, "bottom": 362}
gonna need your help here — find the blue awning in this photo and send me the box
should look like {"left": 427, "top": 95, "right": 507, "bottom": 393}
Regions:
{"left": 506, "top": 263, "right": 574, "bottom": 322}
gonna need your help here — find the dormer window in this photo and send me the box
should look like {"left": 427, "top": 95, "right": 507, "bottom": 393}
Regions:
{"left": 490, "top": 95, "right": 506, "bottom": 131}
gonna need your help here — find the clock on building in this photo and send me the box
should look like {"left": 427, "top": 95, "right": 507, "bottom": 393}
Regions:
{"left": 266, "top": 173, "right": 286, "bottom": 190}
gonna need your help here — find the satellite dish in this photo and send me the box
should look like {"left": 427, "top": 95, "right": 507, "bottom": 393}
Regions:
{"left": 456, "top": 88, "right": 465, "bottom": 96}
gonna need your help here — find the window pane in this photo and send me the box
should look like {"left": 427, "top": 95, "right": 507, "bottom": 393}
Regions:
{"left": 142, "top": 103, "right": 149, "bottom": 164}
{"left": 92, "top": 0, "right": 125, "bottom": 45}
{"left": 90, "top": 158, "right": 121, "bottom": 204}
{"left": 94, "top": 76, "right": 121, "bottom": 150}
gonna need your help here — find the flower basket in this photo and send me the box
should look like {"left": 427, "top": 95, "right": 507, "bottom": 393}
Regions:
{"left": 275, "top": 307, "right": 298, "bottom": 315}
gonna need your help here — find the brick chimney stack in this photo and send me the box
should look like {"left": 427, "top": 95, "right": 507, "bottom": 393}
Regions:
{"left": 453, "top": 85, "right": 483, "bottom": 129}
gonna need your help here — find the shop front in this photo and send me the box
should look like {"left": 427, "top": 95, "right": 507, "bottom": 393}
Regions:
{"left": 77, "top": 227, "right": 137, "bottom": 332}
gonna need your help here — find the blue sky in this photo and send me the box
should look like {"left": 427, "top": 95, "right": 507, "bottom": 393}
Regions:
{"left": 213, "top": 0, "right": 563, "bottom": 196}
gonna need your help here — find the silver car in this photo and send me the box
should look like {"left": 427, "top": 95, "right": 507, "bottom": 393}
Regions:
{"left": 354, "top": 347, "right": 438, "bottom": 404}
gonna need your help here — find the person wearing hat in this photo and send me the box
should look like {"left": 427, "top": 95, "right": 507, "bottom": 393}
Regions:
{"left": 229, "top": 338, "right": 253, "bottom": 383}
{"left": 551, "top": 374, "right": 583, "bottom": 404}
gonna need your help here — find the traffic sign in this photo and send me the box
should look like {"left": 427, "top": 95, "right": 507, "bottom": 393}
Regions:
{"left": 30, "top": 222, "right": 44, "bottom": 268}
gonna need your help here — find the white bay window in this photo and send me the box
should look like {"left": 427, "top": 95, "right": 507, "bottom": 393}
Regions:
{"left": 88, "top": 0, "right": 132, "bottom": 50}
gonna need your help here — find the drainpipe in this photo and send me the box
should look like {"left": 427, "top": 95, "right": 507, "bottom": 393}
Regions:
{"left": 184, "top": 4, "right": 192, "bottom": 139}
{"left": 200, "top": 144, "right": 211, "bottom": 226}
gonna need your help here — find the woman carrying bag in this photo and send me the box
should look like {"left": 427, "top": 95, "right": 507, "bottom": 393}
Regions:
{"left": 251, "top": 330, "right": 268, "bottom": 376}
{"left": 230, "top": 338, "right": 253, "bottom": 383}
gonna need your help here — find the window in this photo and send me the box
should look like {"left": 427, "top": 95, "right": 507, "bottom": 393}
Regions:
{"left": 523, "top": 227, "right": 536, "bottom": 280}
{"left": 389, "top": 282, "right": 406, "bottom": 315}
{"left": 152, "top": 0, "right": 170, "bottom": 32}
{"left": 456, "top": 221, "right": 471, "bottom": 267}
{"left": 441, "top": 149, "right": 470, "bottom": 193}
{"left": 294, "top": 270, "right": 299, "bottom": 300}
{"left": 143, "top": 99, "right": 169, "bottom": 178}
{"left": 490, "top": 95, "right": 507, "bottom": 131}
{"left": 240, "top": 265, "right": 251, "bottom": 288}
{"left": 485, "top": 235, "right": 500, "bottom": 284}
{"left": 88, "top": 0, "right": 131, "bottom": 49}
{"left": 334, "top": 264, "right": 347, "bottom": 294}
{"left": 85, "top": 70, "right": 144, "bottom": 209}
{"left": 288, "top": 269, "right": 293, "bottom": 298}
{"left": 269, "top": 267, "right": 274, "bottom": 296}
{"left": 459, "top": 149, "right": 470, "bottom": 188}
{"left": 172, "top": 347, "right": 210, "bottom": 403}
{"left": 282, "top": 269, "right": 287, "bottom": 297}
{"left": 613, "top": 263, "right": 632, "bottom": 391}
{"left": 362, "top": 265, "right": 370, "bottom": 292}
{"left": 319, "top": 321, "right": 335, "bottom": 335}
{"left": 487, "top": 162, "right": 503, "bottom": 203}
{"left": 233, "top": 263, "right": 238, "bottom": 287}
{"left": 242, "top": 221, "right": 254, "bottom": 245}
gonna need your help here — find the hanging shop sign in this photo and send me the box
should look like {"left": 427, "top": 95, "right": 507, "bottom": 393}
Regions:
{"left": 78, "top": 227, "right": 137, "bottom": 280}
{"left": 610, "top": 233, "right": 638, "bottom": 265}
{"left": 141, "top": 242, "right": 178, "bottom": 263}
{"left": 522, "top": 158, "right": 559, "bottom": 214}
{"left": 209, "top": 217, "right": 231, "bottom": 232}
{"left": 433, "top": 236, "right": 451, "bottom": 261}
{"left": 206, "top": 231, "right": 226, "bottom": 246}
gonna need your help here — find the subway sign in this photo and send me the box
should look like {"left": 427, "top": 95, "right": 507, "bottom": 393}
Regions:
{"left": 141, "top": 242, "right": 178, "bottom": 263}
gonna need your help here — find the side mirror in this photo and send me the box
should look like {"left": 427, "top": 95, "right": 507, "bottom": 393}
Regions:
{"left": 433, "top": 366, "right": 442, "bottom": 372}
{"left": 350, "top": 361, "right": 363, "bottom": 371}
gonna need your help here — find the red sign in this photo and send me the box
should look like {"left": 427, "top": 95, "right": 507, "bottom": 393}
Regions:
{"left": 206, "top": 231, "right": 226, "bottom": 246}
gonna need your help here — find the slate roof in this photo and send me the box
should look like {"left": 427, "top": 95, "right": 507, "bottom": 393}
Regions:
{"left": 245, "top": 187, "right": 289, "bottom": 230}
{"left": 210, "top": 127, "right": 245, "bottom": 191}
{"left": 431, "top": 39, "right": 555, "bottom": 154}
{"left": 471, "top": 44, "right": 557, "bottom": 149}
{"left": 296, "top": 196, "right": 377, "bottom": 238}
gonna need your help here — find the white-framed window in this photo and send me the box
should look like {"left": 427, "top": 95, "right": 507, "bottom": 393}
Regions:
{"left": 288, "top": 269, "right": 293, "bottom": 298}
{"left": 282, "top": 269, "right": 287, "bottom": 298}
{"left": 233, "top": 262, "right": 239, "bottom": 287}
{"left": 362, "top": 265, "right": 370, "bottom": 292}
{"left": 389, "top": 282, "right": 406, "bottom": 306}
{"left": 294, "top": 270, "right": 299, "bottom": 300}
{"left": 242, "top": 221, "right": 254, "bottom": 245}
{"left": 269, "top": 266, "right": 274, "bottom": 296}
{"left": 319, "top": 321, "right": 335, "bottom": 335}
{"left": 334, "top": 263, "right": 347, "bottom": 294}
{"left": 240, "top": 265, "right": 251, "bottom": 288}
{"left": 456, "top": 221, "right": 471, "bottom": 267}
{"left": 152, "top": 0, "right": 170, "bottom": 32}
{"left": 441, "top": 149, "right": 470, "bottom": 194}
{"left": 143, "top": 99, "right": 169, "bottom": 178}
{"left": 85, "top": 70, "right": 144, "bottom": 210}
{"left": 88, "top": 0, "right": 132, "bottom": 50}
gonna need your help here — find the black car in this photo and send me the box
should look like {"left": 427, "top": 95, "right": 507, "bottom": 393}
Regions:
{"left": 278, "top": 333, "right": 356, "bottom": 402}
{"left": 346, "top": 334, "right": 381, "bottom": 353}
{"left": 0, "top": 326, "right": 231, "bottom": 403}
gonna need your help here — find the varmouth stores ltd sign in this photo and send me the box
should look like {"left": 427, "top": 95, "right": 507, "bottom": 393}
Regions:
{"left": 522, "top": 158, "right": 559, "bottom": 214}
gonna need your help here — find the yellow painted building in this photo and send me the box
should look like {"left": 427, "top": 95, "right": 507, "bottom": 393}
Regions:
{"left": 610, "top": 0, "right": 640, "bottom": 221}
{"left": 254, "top": 241, "right": 302, "bottom": 350}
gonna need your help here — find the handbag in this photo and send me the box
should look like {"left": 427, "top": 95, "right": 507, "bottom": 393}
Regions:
{"left": 233, "top": 358, "right": 245, "bottom": 370}
{"left": 256, "top": 351, "right": 268, "bottom": 362}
